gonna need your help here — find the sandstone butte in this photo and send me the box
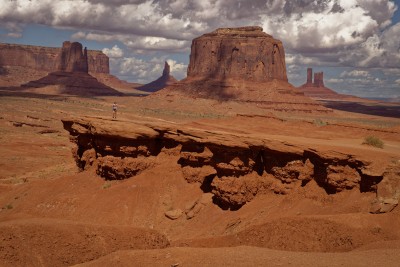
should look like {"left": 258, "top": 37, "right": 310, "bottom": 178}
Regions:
{"left": 137, "top": 61, "right": 178, "bottom": 92}
{"left": 0, "top": 41, "right": 142, "bottom": 95}
{"left": 0, "top": 41, "right": 109, "bottom": 74}
{"left": 297, "top": 67, "right": 354, "bottom": 100}
{"left": 0, "top": 41, "right": 123, "bottom": 96}
{"left": 154, "top": 26, "right": 330, "bottom": 113}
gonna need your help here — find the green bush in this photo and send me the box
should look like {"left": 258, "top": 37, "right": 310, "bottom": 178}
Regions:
{"left": 313, "top": 119, "right": 328, "bottom": 127}
{"left": 102, "top": 181, "right": 112, "bottom": 189}
{"left": 363, "top": 136, "right": 384, "bottom": 149}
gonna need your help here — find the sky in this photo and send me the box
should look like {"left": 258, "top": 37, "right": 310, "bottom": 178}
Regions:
{"left": 0, "top": 0, "right": 399, "bottom": 99}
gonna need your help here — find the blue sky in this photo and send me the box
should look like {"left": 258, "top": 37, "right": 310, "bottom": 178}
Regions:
{"left": 0, "top": 0, "right": 399, "bottom": 99}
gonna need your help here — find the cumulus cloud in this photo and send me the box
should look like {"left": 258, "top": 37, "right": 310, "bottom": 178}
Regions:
{"left": 327, "top": 78, "right": 344, "bottom": 83}
{"left": 340, "top": 70, "right": 371, "bottom": 78}
{"left": 1, "top": 0, "right": 397, "bottom": 57}
{"left": 102, "top": 45, "right": 124, "bottom": 58}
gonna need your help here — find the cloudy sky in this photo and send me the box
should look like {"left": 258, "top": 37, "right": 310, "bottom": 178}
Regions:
{"left": 0, "top": 0, "right": 399, "bottom": 99}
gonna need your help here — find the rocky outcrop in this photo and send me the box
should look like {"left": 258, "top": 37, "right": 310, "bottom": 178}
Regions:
{"left": 153, "top": 27, "right": 330, "bottom": 113}
{"left": 187, "top": 26, "right": 287, "bottom": 82}
{"left": 18, "top": 41, "right": 121, "bottom": 96}
{"left": 137, "top": 61, "right": 178, "bottom": 92}
{"left": 58, "top": 41, "right": 88, "bottom": 73}
{"left": 298, "top": 68, "right": 340, "bottom": 99}
{"left": 0, "top": 42, "right": 109, "bottom": 74}
{"left": 62, "top": 117, "right": 398, "bottom": 212}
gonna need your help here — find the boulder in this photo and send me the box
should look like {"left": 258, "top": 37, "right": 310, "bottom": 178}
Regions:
{"left": 165, "top": 209, "right": 183, "bottom": 220}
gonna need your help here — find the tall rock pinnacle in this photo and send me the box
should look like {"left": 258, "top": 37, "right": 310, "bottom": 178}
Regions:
{"left": 138, "top": 61, "right": 178, "bottom": 92}
{"left": 162, "top": 61, "right": 171, "bottom": 77}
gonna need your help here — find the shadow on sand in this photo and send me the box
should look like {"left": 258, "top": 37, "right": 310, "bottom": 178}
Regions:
{"left": 322, "top": 100, "right": 400, "bottom": 119}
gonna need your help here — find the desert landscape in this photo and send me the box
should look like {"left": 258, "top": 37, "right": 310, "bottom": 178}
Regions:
{"left": 0, "top": 25, "right": 400, "bottom": 267}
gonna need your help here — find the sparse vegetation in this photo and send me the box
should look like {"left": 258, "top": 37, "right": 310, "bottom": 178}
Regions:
{"left": 313, "top": 119, "right": 328, "bottom": 127}
{"left": 3, "top": 204, "right": 13, "bottom": 210}
{"left": 102, "top": 181, "right": 112, "bottom": 189}
{"left": 362, "top": 136, "right": 384, "bottom": 149}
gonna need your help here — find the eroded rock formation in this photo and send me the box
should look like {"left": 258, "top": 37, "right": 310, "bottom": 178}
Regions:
{"left": 0, "top": 42, "right": 109, "bottom": 74}
{"left": 138, "top": 61, "right": 178, "bottom": 92}
{"left": 58, "top": 41, "right": 88, "bottom": 73}
{"left": 18, "top": 41, "right": 122, "bottom": 96}
{"left": 62, "top": 117, "right": 399, "bottom": 212}
{"left": 187, "top": 26, "right": 287, "bottom": 82}
{"left": 153, "top": 27, "right": 330, "bottom": 113}
{"left": 298, "top": 68, "right": 339, "bottom": 98}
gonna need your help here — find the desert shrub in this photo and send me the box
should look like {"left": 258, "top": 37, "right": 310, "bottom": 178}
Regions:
{"left": 3, "top": 204, "right": 13, "bottom": 210}
{"left": 313, "top": 119, "right": 328, "bottom": 127}
{"left": 102, "top": 181, "right": 112, "bottom": 189}
{"left": 363, "top": 136, "right": 384, "bottom": 149}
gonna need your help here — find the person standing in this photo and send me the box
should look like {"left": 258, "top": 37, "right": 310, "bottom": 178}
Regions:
{"left": 112, "top": 102, "right": 118, "bottom": 119}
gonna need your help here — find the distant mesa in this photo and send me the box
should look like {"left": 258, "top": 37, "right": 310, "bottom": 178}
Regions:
{"left": 0, "top": 41, "right": 123, "bottom": 96}
{"left": 137, "top": 61, "right": 178, "bottom": 92}
{"left": 154, "top": 26, "right": 330, "bottom": 113}
{"left": 297, "top": 68, "right": 340, "bottom": 99}
{"left": 22, "top": 41, "right": 122, "bottom": 96}
{"left": 0, "top": 41, "right": 109, "bottom": 75}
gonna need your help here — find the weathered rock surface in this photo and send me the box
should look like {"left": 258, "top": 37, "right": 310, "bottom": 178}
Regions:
{"left": 62, "top": 117, "right": 398, "bottom": 212}
{"left": 12, "top": 41, "right": 122, "bottom": 96}
{"left": 298, "top": 68, "right": 349, "bottom": 100}
{"left": 138, "top": 61, "right": 178, "bottom": 92}
{"left": 58, "top": 41, "right": 88, "bottom": 73}
{"left": 187, "top": 26, "right": 287, "bottom": 82}
{"left": 153, "top": 27, "right": 330, "bottom": 113}
{"left": 0, "top": 42, "right": 109, "bottom": 74}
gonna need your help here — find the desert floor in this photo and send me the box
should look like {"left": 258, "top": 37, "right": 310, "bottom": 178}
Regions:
{"left": 1, "top": 88, "right": 400, "bottom": 267}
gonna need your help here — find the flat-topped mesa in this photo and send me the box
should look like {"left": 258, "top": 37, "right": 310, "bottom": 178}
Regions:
{"left": 187, "top": 26, "right": 287, "bottom": 82}
{"left": 0, "top": 42, "right": 109, "bottom": 74}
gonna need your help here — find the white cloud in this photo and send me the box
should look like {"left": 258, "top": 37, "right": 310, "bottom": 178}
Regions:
{"left": 340, "top": 70, "right": 371, "bottom": 78}
{"left": 102, "top": 45, "right": 124, "bottom": 58}
{"left": 1, "top": 0, "right": 398, "bottom": 60}
{"left": 6, "top": 32, "right": 22, "bottom": 38}
{"left": 261, "top": 0, "right": 390, "bottom": 52}
{"left": 166, "top": 59, "right": 187, "bottom": 79}
{"left": 327, "top": 78, "right": 344, "bottom": 83}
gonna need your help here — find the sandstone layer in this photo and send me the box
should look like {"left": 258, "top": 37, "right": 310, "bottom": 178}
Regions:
{"left": 154, "top": 27, "right": 329, "bottom": 113}
{"left": 0, "top": 42, "right": 109, "bottom": 74}
{"left": 187, "top": 26, "right": 287, "bottom": 82}
{"left": 297, "top": 68, "right": 340, "bottom": 99}
{"left": 62, "top": 117, "right": 399, "bottom": 212}
{"left": 16, "top": 41, "right": 122, "bottom": 96}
